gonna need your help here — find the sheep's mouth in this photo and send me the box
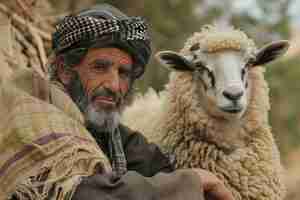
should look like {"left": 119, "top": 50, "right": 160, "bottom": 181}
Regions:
{"left": 220, "top": 105, "right": 243, "bottom": 113}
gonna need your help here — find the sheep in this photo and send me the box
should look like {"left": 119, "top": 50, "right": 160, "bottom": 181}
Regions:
{"left": 122, "top": 24, "right": 289, "bottom": 200}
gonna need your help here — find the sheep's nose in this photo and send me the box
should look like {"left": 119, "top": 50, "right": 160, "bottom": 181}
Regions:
{"left": 223, "top": 89, "right": 243, "bottom": 101}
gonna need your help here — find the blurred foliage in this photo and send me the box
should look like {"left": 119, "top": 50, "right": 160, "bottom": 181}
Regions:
{"left": 267, "top": 57, "right": 300, "bottom": 159}
{"left": 48, "top": 0, "right": 300, "bottom": 162}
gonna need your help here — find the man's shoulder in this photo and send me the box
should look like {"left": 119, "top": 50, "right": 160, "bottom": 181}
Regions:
{"left": 119, "top": 123, "right": 148, "bottom": 144}
{"left": 7, "top": 68, "right": 84, "bottom": 123}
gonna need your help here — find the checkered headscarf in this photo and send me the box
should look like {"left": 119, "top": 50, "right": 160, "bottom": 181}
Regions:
{"left": 52, "top": 15, "right": 149, "bottom": 53}
{"left": 51, "top": 5, "right": 151, "bottom": 79}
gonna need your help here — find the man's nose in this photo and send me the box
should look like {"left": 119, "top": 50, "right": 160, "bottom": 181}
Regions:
{"left": 104, "top": 72, "right": 121, "bottom": 93}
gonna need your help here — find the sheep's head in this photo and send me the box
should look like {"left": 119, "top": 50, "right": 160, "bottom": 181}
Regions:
{"left": 156, "top": 25, "right": 289, "bottom": 120}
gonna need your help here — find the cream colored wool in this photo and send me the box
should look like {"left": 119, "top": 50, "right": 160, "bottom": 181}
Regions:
{"left": 181, "top": 25, "right": 257, "bottom": 58}
{"left": 122, "top": 26, "right": 285, "bottom": 200}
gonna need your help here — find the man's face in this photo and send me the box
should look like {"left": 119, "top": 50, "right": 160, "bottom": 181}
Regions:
{"left": 73, "top": 47, "right": 133, "bottom": 110}
{"left": 69, "top": 47, "right": 133, "bottom": 129}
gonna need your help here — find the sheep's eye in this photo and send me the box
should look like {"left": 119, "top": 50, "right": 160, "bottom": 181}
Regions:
{"left": 190, "top": 43, "right": 200, "bottom": 51}
{"left": 241, "top": 68, "right": 246, "bottom": 80}
{"left": 246, "top": 58, "right": 255, "bottom": 68}
{"left": 194, "top": 61, "right": 205, "bottom": 69}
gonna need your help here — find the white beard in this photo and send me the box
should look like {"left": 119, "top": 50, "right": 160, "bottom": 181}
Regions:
{"left": 84, "top": 103, "right": 121, "bottom": 132}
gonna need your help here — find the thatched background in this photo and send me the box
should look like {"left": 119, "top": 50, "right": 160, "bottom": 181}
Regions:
{"left": 0, "top": 0, "right": 53, "bottom": 80}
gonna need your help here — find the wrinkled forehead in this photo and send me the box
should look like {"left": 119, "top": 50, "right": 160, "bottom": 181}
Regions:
{"left": 86, "top": 47, "right": 133, "bottom": 65}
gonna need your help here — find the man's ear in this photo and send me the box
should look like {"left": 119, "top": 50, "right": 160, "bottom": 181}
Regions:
{"left": 155, "top": 51, "right": 195, "bottom": 71}
{"left": 252, "top": 40, "right": 290, "bottom": 66}
{"left": 56, "top": 59, "right": 74, "bottom": 86}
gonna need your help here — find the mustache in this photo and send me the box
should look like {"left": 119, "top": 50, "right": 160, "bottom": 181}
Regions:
{"left": 90, "top": 87, "right": 124, "bottom": 105}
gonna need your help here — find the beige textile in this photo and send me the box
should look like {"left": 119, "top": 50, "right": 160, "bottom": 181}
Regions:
{"left": 0, "top": 69, "right": 111, "bottom": 200}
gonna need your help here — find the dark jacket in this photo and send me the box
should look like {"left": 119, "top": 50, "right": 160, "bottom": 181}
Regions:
{"left": 72, "top": 124, "right": 205, "bottom": 200}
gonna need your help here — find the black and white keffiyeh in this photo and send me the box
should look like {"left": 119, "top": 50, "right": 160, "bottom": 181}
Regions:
{"left": 52, "top": 15, "right": 149, "bottom": 53}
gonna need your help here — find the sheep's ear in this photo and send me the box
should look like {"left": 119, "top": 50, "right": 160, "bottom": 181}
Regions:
{"left": 252, "top": 40, "right": 289, "bottom": 66}
{"left": 155, "top": 51, "right": 195, "bottom": 71}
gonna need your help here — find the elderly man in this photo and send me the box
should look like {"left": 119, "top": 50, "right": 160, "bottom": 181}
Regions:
{"left": 7, "top": 4, "right": 233, "bottom": 200}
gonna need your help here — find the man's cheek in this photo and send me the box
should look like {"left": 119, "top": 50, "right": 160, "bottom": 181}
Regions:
{"left": 85, "top": 79, "right": 101, "bottom": 98}
{"left": 120, "top": 81, "right": 129, "bottom": 94}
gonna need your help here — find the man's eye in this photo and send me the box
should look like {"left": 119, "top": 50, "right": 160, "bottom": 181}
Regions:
{"left": 119, "top": 69, "right": 131, "bottom": 78}
{"left": 93, "top": 64, "right": 108, "bottom": 71}
{"left": 93, "top": 63, "right": 110, "bottom": 72}
{"left": 90, "top": 60, "right": 112, "bottom": 72}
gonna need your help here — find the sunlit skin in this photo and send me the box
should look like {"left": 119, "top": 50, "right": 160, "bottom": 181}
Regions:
{"left": 72, "top": 47, "right": 133, "bottom": 109}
